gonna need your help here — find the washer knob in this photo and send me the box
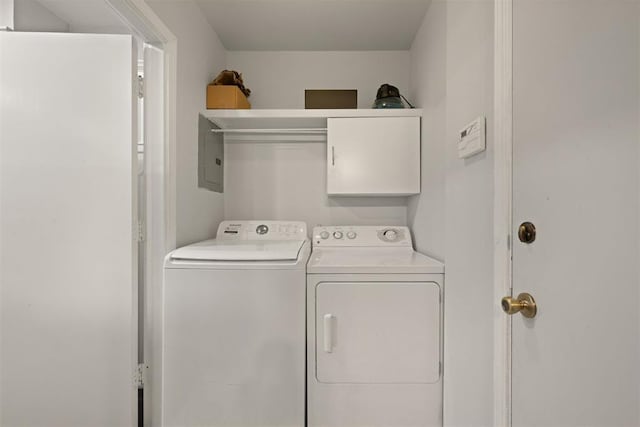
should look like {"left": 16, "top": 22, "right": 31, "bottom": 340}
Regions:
{"left": 383, "top": 229, "right": 398, "bottom": 241}
{"left": 256, "top": 224, "right": 269, "bottom": 235}
{"left": 333, "top": 231, "right": 344, "bottom": 239}
{"left": 320, "top": 231, "right": 330, "bottom": 239}
{"left": 346, "top": 231, "right": 357, "bottom": 239}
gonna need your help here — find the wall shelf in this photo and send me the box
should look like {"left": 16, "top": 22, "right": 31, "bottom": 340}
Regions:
{"left": 201, "top": 108, "right": 423, "bottom": 134}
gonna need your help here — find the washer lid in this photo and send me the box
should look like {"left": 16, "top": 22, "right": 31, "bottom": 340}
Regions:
{"left": 170, "top": 239, "right": 306, "bottom": 261}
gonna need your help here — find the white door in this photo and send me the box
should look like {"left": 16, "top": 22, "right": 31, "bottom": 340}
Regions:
{"left": 315, "top": 281, "right": 440, "bottom": 384}
{"left": 0, "top": 32, "right": 138, "bottom": 426}
{"left": 511, "top": 1, "right": 639, "bottom": 426}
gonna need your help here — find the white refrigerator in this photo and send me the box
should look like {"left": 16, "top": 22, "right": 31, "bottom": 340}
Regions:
{"left": 0, "top": 31, "right": 139, "bottom": 426}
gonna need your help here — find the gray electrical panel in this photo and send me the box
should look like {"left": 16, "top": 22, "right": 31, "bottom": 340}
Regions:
{"left": 198, "top": 114, "right": 224, "bottom": 193}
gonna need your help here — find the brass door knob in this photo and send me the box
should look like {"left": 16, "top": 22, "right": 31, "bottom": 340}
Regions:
{"left": 501, "top": 293, "right": 537, "bottom": 318}
{"left": 518, "top": 221, "right": 536, "bottom": 243}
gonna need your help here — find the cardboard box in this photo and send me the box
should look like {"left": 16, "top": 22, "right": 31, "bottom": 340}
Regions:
{"left": 305, "top": 89, "right": 357, "bottom": 109}
{"left": 206, "top": 85, "right": 251, "bottom": 109}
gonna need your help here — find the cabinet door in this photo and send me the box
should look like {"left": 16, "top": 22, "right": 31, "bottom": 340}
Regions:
{"left": 327, "top": 117, "right": 420, "bottom": 196}
{"left": 315, "top": 281, "right": 440, "bottom": 384}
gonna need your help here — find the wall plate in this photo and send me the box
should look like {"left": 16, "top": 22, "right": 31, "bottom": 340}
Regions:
{"left": 458, "top": 116, "right": 486, "bottom": 159}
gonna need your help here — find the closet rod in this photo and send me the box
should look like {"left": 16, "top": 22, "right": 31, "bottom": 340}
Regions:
{"left": 210, "top": 128, "right": 327, "bottom": 134}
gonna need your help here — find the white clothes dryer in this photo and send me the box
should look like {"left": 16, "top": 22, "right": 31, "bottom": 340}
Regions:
{"left": 307, "top": 225, "right": 444, "bottom": 427}
{"left": 162, "top": 221, "right": 310, "bottom": 427}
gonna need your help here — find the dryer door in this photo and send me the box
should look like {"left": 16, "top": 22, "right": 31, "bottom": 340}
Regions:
{"left": 315, "top": 281, "right": 441, "bottom": 384}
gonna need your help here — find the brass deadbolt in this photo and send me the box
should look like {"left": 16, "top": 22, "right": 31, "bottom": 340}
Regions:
{"left": 518, "top": 222, "right": 536, "bottom": 243}
{"left": 501, "top": 293, "right": 537, "bottom": 318}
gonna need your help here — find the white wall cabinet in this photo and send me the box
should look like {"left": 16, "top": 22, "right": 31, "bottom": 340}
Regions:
{"left": 327, "top": 116, "right": 420, "bottom": 196}
{"left": 202, "top": 110, "right": 422, "bottom": 197}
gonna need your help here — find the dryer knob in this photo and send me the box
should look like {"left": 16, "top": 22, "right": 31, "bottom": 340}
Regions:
{"left": 333, "top": 231, "right": 344, "bottom": 239}
{"left": 347, "top": 231, "right": 357, "bottom": 239}
{"left": 320, "top": 231, "right": 330, "bottom": 239}
{"left": 383, "top": 229, "right": 398, "bottom": 241}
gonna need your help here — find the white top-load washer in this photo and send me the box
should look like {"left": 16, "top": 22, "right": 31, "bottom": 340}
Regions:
{"left": 307, "top": 225, "right": 444, "bottom": 427}
{"left": 163, "top": 221, "right": 310, "bottom": 427}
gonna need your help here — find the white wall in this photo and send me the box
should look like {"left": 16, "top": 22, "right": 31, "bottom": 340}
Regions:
{"left": 68, "top": 24, "right": 132, "bottom": 34}
{"left": 13, "top": 0, "right": 69, "bottom": 32}
{"left": 409, "top": 1, "right": 495, "bottom": 425}
{"left": 1, "top": 0, "right": 13, "bottom": 29}
{"left": 224, "top": 51, "right": 411, "bottom": 227}
{"left": 444, "top": 1, "right": 494, "bottom": 425}
{"left": 227, "top": 50, "right": 410, "bottom": 109}
{"left": 224, "top": 141, "right": 408, "bottom": 227}
{"left": 147, "top": 0, "right": 226, "bottom": 246}
{"left": 408, "top": 1, "right": 446, "bottom": 261}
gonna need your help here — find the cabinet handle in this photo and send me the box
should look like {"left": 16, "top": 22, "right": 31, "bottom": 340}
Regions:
{"left": 331, "top": 146, "right": 335, "bottom": 166}
{"left": 323, "top": 314, "right": 334, "bottom": 353}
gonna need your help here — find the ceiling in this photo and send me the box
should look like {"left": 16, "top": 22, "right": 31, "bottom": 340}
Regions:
{"left": 31, "top": 0, "right": 128, "bottom": 31}
{"left": 193, "top": 0, "right": 431, "bottom": 51}
{"left": 28, "top": 0, "right": 431, "bottom": 51}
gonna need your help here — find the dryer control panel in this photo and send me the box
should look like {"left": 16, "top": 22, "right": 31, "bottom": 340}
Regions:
{"left": 312, "top": 226, "right": 412, "bottom": 247}
{"left": 218, "top": 221, "right": 307, "bottom": 241}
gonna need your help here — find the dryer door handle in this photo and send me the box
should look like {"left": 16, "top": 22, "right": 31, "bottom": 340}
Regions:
{"left": 323, "top": 314, "right": 334, "bottom": 353}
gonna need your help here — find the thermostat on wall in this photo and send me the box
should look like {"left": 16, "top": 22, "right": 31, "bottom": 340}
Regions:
{"left": 458, "top": 116, "right": 486, "bottom": 159}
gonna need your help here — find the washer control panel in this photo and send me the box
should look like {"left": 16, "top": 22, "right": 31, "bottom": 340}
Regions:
{"left": 217, "top": 221, "right": 307, "bottom": 241}
{"left": 313, "top": 226, "right": 412, "bottom": 247}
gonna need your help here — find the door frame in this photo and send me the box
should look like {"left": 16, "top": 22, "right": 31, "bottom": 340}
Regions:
{"left": 104, "top": 1, "right": 177, "bottom": 426}
{"left": 112, "top": 1, "right": 518, "bottom": 426}
{"left": 110, "top": 2, "right": 518, "bottom": 426}
{"left": 493, "top": 0, "right": 513, "bottom": 426}
{"left": 107, "top": 0, "right": 177, "bottom": 249}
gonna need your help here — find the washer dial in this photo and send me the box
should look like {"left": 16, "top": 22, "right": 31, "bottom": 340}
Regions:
{"left": 383, "top": 229, "right": 398, "bottom": 241}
